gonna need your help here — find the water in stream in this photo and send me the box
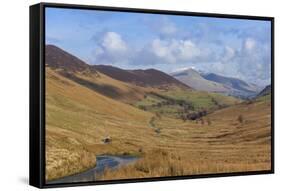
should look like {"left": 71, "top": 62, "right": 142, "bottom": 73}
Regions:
{"left": 47, "top": 155, "right": 139, "bottom": 184}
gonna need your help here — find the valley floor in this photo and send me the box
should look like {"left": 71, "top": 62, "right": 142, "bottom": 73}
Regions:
{"left": 99, "top": 99, "right": 271, "bottom": 180}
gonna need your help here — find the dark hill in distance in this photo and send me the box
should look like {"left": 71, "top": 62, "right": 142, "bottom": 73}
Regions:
{"left": 93, "top": 65, "right": 191, "bottom": 89}
{"left": 202, "top": 73, "right": 260, "bottom": 94}
{"left": 257, "top": 85, "right": 271, "bottom": 97}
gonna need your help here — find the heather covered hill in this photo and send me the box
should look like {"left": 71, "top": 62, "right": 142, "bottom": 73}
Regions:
{"left": 46, "top": 45, "right": 97, "bottom": 73}
{"left": 45, "top": 45, "right": 150, "bottom": 103}
{"left": 45, "top": 45, "right": 189, "bottom": 104}
{"left": 93, "top": 65, "right": 191, "bottom": 89}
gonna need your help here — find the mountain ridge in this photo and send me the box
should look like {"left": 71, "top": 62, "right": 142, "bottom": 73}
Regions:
{"left": 172, "top": 68, "right": 261, "bottom": 98}
{"left": 93, "top": 65, "right": 191, "bottom": 89}
{"left": 171, "top": 68, "right": 230, "bottom": 93}
{"left": 202, "top": 72, "right": 260, "bottom": 93}
{"left": 46, "top": 45, "right": 190, "bottom": 91}
{"left": 46, "top": 45, "right": 97, "bottom": 74}
{"left": 257, "top": 85, "right": 271, "bottom": 97}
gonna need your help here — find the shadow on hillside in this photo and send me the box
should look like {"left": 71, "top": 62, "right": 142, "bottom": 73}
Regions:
{"left": 59, "top": 72, "right": 122, "bottom": 99}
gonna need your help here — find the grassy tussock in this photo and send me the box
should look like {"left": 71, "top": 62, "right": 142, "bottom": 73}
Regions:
{"left": 46, "top": 147, "right": 96, "bottom": 181}
{"left": 100, "top": 148, "right": 270, "bottom": 180}
{"left": 99, "top": 149, "right": 184, "bottom": 179}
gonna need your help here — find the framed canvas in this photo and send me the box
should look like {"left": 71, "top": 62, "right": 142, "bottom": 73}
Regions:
{"left": 29, "top": 2, "right": 274, "bottom": 188}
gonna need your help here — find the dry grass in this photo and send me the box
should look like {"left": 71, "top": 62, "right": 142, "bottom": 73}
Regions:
{"left": 100, "top": 146, "right": 270, "bottom": 180}
{"left": 46, "top": 146, "right": 96, "bottom": 180}
{"left": 45, "top": 68, "right": 154, "bottom": 181}
{"left": 99, "top": 149, "right": 185, "bottom": 179}
{"left": 45, "top": 67, "right": 272, "bottom": 181}
{"left": 100, "top": 97, "right": 271, "bottom": 180}
{"left": 46, "top": 124, "right": 97, "bottom": 180}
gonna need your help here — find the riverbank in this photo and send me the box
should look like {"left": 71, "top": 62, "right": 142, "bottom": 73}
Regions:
{"left": 47, "top": 155, "right": 139, "bottom": 184}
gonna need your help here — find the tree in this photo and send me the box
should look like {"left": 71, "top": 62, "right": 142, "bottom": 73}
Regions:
{"left": 138, "top": 105, "right": 147, "bottom": 111}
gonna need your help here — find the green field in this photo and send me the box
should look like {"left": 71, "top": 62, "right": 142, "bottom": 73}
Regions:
{"left": 135, "top": 89, "right": 240, "bottom": 119}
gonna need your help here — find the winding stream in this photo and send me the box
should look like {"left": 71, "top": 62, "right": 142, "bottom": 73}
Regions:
{"left": 47, "top": 155, "right": 139, "bottom": 184}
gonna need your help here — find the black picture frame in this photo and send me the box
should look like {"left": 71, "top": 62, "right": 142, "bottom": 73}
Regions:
{"left": 30, "top": 2, "right": 275, "bottom": 189}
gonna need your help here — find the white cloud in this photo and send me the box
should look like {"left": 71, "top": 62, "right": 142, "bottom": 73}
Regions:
{"left": 171, "top": 66, "right": 196, "bottom": 73}
{"left": 151, "top": 39, "right": 171, "bottom": 59}
{"left": 101, "top": 32, "right": 128, "bottom": 53}
{"left": 244, "top": 38, "right": 256, "bottom": 51}
{"left": 177, "top": 40, "right": 201, "bottom": 60}
{"left": 90, "top": 31, "right": 270, "bottom": 86}
{"left": 149, "top": 38, "right": 201, "bottom": 64}
{"left": 91, "top": 31, "right": 130, "bottom": 65}
{"left": 205, "top": 38, "right": 271, "bottom": 86}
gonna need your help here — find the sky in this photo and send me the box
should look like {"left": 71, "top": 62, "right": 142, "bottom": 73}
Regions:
{"left": 46, "top": 7, "right": 272, "bottom": 86}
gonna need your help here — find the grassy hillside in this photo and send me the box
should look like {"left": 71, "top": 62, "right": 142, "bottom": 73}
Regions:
{"left": 56, "top": 69, "right": 151, "bottom": 104}
{"left": 100, "top": 96, "right": 271, "bottom": 180}
{"left": 45, "top": 44, "right": 271, "bottom": 183}
{"left": 46, "top": 68, "right": 156, "bottom": 180}
{"left": 46, "top": 67, "right": 271, "bottom": 181}
{"left": 135, "top": 89, "right": 240, "bottom": 119}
